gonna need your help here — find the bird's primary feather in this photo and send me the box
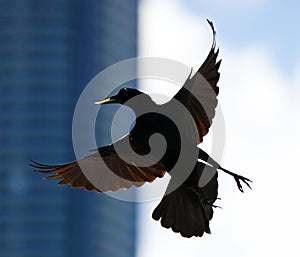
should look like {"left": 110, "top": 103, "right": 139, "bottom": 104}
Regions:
{"left": 173, "top": 19, "right": 221, "bottom": 143}
{"left": 31, "top": 136, "right": 166, "bottom": 192}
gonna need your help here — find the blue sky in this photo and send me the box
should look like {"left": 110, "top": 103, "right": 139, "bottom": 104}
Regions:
{"left": 187, "top": 0, "right": 300, "bottom": 72}
{"left": 187, "top": 1, "right": 300, "bottom": 45}
{"left": 137, "top": 1, "right": 300, "bottom": 256}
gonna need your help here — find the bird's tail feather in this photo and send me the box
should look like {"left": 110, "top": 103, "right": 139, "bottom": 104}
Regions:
{"left": 152, "top": 162, "right": 218, "bottom": 238}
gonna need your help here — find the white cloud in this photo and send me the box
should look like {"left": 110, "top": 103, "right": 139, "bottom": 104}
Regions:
{"left": 137, "top": 0, "right": 300, "bottom": 257}
{"left": 138, "top": 0, "right": 212, "bottom": 99}
{"left": 138, "top": 0, "right": 212, "bottom": 65}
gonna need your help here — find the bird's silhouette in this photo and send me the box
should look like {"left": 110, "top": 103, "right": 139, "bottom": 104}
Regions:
{"left": 31, "top": 20, "right": 252, "bottom": 238}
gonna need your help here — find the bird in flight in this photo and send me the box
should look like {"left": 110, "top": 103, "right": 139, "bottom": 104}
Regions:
{"left": 31, "top": 20, "right": 252, "bottom": 238}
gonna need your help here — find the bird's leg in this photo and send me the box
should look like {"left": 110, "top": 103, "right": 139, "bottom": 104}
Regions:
{"left": 198, "top": 148, "right": 220, "bottom": 168}
{"left": 217, "top": 167, "right": 252, "bottom": 193}
{"left": 198, "top": 148, "right": 252, "bottom": 193}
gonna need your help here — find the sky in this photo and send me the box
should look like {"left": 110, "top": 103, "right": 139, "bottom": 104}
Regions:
{"left": 137, "top": 0, "right": 300, "bottom": 256}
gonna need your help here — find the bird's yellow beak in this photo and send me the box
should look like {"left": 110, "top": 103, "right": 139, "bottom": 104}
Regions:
{"left": 94, "top": 98, "right": 111, "bottom": 105}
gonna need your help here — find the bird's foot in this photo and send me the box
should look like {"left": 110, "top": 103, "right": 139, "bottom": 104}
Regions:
{"left": 232, "top": 174, "right": 252, "bottom": 193}
{"left": 219, "top": 167, "right": 252, "bottom": 193}
{"left": 190, "top": 187, "right": 222, "bottom": 208}
{"left": 202, "top": 197, "right": 222, "bottom": 209}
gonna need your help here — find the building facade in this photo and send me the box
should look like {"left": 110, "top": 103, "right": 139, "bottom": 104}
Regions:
{"left": 0, "top": 1, "right": 137, "bottom": 256}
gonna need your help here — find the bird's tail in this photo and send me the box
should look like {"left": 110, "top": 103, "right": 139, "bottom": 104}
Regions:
{"left": 152, "top": 162, "right": 218, "bottom": 237}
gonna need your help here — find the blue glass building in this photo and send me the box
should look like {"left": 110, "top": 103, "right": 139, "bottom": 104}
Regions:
{"left": 0, "top": 1, "right": 137, "bottom": 256}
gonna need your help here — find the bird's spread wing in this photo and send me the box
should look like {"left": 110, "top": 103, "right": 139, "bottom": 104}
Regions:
{"left": 31, "top": 136, "right": 166, "bottom": 192}
{"left": 173, "top": 19, "right": 221, "bottom": 144}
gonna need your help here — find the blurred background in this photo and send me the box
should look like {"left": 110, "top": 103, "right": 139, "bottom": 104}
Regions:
{"left": 1, "top": 0, "right": 300, "bottom": 257}
{"left": 0, "top": 1, "right": 137, "bottom": 256}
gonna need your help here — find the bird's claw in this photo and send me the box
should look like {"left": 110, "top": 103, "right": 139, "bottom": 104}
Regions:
{"left": 210, "top": 203, "right": 222, "bottom": 209}
{"left": 203, "top": 198, "right": 222, "bottom": 209}
{"left": 233, "top": 174, "right": 252, "bottom": 193}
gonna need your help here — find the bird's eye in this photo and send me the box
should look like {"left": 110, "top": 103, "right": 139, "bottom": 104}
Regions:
{"left": 120, "top": 88, "right": 127, "bottom": 93}
{"left": 120, "top": 88, "right": 129, "bottom": 97}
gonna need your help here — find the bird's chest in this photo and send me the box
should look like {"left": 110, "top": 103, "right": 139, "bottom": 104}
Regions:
{"left": 130, "top": 114, "right": 181, "bottom": 164}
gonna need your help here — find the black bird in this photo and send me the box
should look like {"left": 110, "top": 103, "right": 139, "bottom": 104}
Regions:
{"left": 31, "top": 20, "right": 252, "bottom": 238}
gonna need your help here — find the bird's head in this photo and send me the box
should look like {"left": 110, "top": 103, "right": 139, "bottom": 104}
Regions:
{"left": 95, "top": 87, "right": 143, "bottom": 106}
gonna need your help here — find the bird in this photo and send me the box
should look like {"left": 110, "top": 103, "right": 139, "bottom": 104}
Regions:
{"left": 31, "top": 20, "right": 252, "bottom": 238}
